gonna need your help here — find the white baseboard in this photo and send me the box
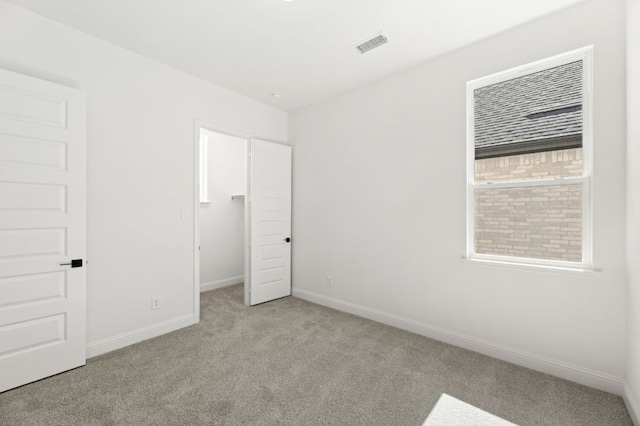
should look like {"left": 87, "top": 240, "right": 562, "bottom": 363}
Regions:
{"left": 625, "top": 382, "right": 640, "bottom": 426}
{"left": 292, "top": 288, "right": 624, "bottom": 395}
{"left": 200, "top": 275, "right": 244, "bottom": 293}
{"left": 86, "top": 314, "right": 196, "bottom": 359}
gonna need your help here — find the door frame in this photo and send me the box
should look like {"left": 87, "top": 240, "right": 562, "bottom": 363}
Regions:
{"left": 193, "top": 120, "right": 251, "bottom": 317}
{"left": 193, "top": 120, "right": 291, "bottom": 312}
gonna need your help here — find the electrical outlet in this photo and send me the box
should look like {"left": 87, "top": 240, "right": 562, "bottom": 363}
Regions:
{"left": 326, "top": 276, "right": 334, "bottom": 287}
{"left": 151, "top": 297, "right": 161, "bottom": 310}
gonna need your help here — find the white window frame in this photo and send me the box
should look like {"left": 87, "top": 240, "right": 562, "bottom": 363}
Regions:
{"left": 466, "top": 46, "right": 593, "bottom": 270}
{"left": 199, "top": 132, "right": 209, "bottom": 204}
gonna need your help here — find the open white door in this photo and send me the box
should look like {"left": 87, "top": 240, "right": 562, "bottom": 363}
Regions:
{"left": 248, "top": 139, "right": 291, "bottom": 305}
{"left": 0, "top": 68, "right": 86, "bottom": 392}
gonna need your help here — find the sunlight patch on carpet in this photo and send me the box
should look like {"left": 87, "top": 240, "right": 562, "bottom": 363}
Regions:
{"left": 423, "top": 394, "right": 518, "bottom": 426}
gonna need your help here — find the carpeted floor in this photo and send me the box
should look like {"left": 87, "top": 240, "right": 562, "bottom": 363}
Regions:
{"left": 0, "top": 284, "right": 633, "bottom": 425}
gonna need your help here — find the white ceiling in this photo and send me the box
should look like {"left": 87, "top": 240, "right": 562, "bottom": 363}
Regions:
{"left": 6, "top": 0, "right": 585, "bottom": 111}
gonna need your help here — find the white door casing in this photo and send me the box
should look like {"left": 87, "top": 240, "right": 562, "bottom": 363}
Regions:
{"left": 248, "top": 139, "right": 291, "bottom": 305}
{"left": 0, "top": 68, "right": 86, "bottom": 392}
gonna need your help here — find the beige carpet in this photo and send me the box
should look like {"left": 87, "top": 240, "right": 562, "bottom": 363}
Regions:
{"left": 0, "top": 284, "right": 633, "bottom": 425}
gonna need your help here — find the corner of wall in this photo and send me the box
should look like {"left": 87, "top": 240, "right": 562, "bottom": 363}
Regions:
{"left": 624, "top": 382, "right": 640, "bottom": 426}
{"left": 628, "top": 1, "right": 640, "bottom": 425}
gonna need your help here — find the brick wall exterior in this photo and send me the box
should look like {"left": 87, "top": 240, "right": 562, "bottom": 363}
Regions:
{"left": 474, "top": 148, "right": 583, "bottom": 262}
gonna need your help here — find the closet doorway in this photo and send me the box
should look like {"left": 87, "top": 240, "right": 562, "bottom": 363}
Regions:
{"left": 195, "top": 124, "right": 292, "bottom": 310}
{"left": 198, "top": 127, "right": 249, "bottom": 305}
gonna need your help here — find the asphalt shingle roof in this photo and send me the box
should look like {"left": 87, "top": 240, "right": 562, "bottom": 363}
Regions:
{"left": 474, "top": 61, "right": 583, "bottom": 154}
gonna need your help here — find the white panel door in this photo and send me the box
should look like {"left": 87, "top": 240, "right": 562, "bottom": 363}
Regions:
{"left": 0, "top": 68, "right": 86, "bottom": 392}
{"left": 249, "top": 139, "right": 291, "bottom": 305}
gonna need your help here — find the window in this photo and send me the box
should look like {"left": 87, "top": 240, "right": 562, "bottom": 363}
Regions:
{"left": 466, "top": 47, "right": 592, "bottom": 269}
{"left": 199, "top": 131, "right": 209, "bottom": 204}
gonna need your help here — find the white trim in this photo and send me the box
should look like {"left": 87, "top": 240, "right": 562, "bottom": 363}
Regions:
{"left": 462, "top": 256, "right": 602, "bottom": 276}
{"left": 249, "top": 136, "right": 291, "bottom": 147}
{"left": 466, "top": 46, "right": 594, "bottom": 89}
{"left": 199, "top": 133, "right": 209, "bottom": 204}
{"left": 195, "top": 119, "right": 252, "bottom": 140}
{"left": 200, "top": 275, "right": 244, "bottom": 292}
{"left": 292, "top": 288, "right": 623, "bottom": 395}
{"left": 472, "top": 176, "right": 586, "bottom": 190}
{"left": 245, "top": 141, "right": 251, "bottom": 306}
{"left": 581, "top": 46, "right": 594, "bottom": 268}
{"left": 86, "top": 314, "right": 195, "bottom": 358}
{"left": 193, "top": 121, "right": 202, "bottom": 323}
{"left": 466, "top": 251, "right": 594, "bottom": 271}
{"left": 466, "top": 46, "right": 594, "bottom": 270}
{"left": 624, "top": 382, "right": 640, "bottom": 426}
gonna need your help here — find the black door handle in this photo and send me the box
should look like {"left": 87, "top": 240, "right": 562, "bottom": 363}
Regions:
{"left": 284, "top": 238, "right": 291, "bottom": 243}
{"left": 60, "top": 259, "right": 83, "bottom": 268}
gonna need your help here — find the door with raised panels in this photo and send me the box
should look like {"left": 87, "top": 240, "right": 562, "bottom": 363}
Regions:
{"left": 248, "top": 139, "right": 291, "bottom": 305}
{"left": 0, "top": 68, "right": 87, "bottom": 392}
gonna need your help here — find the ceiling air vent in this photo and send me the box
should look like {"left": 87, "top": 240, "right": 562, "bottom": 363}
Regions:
{"left": 355, "top": 34, "right": 388, "bottom": 54}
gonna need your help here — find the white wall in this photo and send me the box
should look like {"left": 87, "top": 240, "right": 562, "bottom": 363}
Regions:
{"left": 626, "top": 0, "right": 640, "bottom": 421}
{"left": 0, "top": 1, "right": 287, "bottom": 355}
{"left": 290, "top": 0, "right": 627, "bottom": 393}
{"left": 200, "top": 130, "right": 246, "bottom": 290}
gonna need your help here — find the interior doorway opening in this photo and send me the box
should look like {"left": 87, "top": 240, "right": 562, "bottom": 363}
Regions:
{"left": 193, "top": 123, "right": 292, "bottom": 315}
{"left": 197, "top": 126, "right": 249, "bottom": 309}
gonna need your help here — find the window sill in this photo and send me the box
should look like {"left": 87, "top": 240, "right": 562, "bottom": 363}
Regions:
{"left": 461, "top": 256, "right": 602, "bottom": 277}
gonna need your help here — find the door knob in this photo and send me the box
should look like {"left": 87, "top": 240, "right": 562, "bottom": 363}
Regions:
{"left": 284, "top": 238, "right": 291, "bottom": 243}
{"left": 60, "top": 259, "right": 83, "bottom": 268}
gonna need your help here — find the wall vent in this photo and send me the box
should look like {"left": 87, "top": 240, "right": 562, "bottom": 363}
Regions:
{"left": 355, "top": 34, "right": 388, "bottom": 54}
